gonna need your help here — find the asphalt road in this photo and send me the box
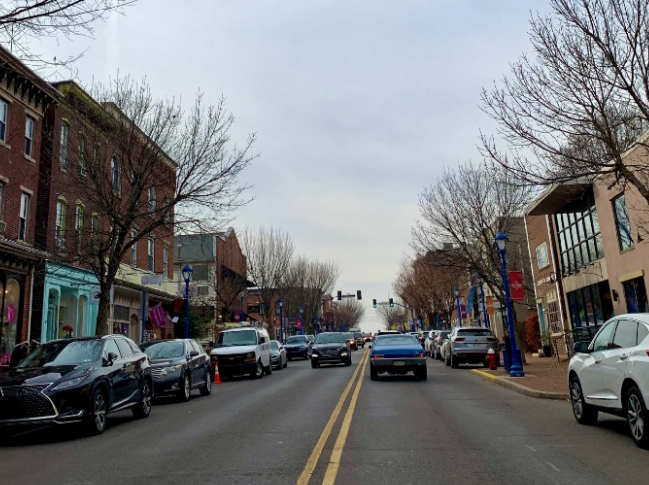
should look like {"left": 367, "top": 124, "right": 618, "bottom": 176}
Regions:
{"left": 2, "top": 349, "right": 649, "bottom": 485}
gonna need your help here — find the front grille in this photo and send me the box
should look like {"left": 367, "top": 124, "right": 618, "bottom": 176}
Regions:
{"left": 325, "top": 350, "right": 340, "bottom": 355}
{"left": 216, "top": 353, "right": 247, "bottom": 365}
{"left": 151, "top": 368, "right": 166, "bottom": 379}
{"left": 0, "top": 385, "right": 56, "bottom": 421}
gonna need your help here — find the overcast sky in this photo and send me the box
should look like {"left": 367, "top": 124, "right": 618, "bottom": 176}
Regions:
{"left": 31, "top": 0, "right": 548, "bottom": 332}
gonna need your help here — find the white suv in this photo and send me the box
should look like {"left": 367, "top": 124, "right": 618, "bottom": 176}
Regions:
{"left": 569, "top": 314, "right": 649, "bottom": 448}
{"left": 210, "top": 327, "right": 272, "bottom": 379}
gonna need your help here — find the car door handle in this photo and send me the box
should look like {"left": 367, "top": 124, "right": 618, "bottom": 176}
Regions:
{"left": 594, "top": 360, "right": 601, "bottom": 364}
{"left": 620, "top": 354, "right": 629, "bottom": 361}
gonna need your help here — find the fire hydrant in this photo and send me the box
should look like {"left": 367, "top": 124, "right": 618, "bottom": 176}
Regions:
{"left": 486, "top": 348, "right": 497, "bottom": 370}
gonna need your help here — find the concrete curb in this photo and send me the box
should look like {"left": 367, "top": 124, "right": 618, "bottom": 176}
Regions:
{"left": 469, "top": 369, "right": 569, "bottom": 400}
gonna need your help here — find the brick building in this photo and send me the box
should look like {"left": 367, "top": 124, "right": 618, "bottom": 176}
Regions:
{"left": 0, "top": 47, "right": 56, "bottom": 366}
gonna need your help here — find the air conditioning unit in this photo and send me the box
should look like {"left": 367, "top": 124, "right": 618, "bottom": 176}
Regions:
{"left": 0, "top": 220, "right": 5, "bottom": 233}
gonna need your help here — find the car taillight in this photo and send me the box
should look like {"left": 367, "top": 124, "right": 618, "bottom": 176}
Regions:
{"left": 372, "top": 354, "right": 384, "bottom": 359}
{"left": 414, "top": 353, "right": 425, "bottom": 358}
{"left": 453, "top": 337, "right": 465, "bottom": 342}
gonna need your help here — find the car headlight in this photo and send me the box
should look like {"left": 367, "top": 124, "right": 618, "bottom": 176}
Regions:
{"left": 341, "top": 351, "right": 349, "bottom": 357}
{"left": 164, "top": 364, "right": 182, "bottom": 373}
{"left": 51, "top": 372, "right": 91, "bottom": 391}
{"left": 311, "top": 353, "right": 319, "bottom": 358}
{"left": 246, "top": 352, "right": 255, "bottom": 358}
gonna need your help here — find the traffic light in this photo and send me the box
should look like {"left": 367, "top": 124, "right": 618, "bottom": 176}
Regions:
{"left": 337, "top": 291, "right": 342, "bottom": 301}
{"left": 389, "top": 298, "right": 394, "bottom": 307}
{"left": 356, "top": 290, "right": 362, "bottom": 300}
{"left": 372, "top": 299, "right": 377, "bottom": 308}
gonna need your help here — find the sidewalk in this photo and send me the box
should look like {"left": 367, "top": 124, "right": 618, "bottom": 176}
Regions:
{"left": 469, "top": 353, "right": 570, "bottom": 400}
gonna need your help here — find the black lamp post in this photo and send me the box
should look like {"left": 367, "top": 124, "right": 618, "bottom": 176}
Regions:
{"left": 181, "top": 264, "right": 193, "bottom": 339}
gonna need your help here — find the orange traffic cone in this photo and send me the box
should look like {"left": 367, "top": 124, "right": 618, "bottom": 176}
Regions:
{"left": 213, "top": 363, "right": 222, "bottom": 384}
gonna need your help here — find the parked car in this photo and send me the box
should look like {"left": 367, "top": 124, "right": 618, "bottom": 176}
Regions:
{"left": 284, "top": 335, "right": 312, "bottom": 360}
{"left": 141, "top": 339, "right": 211, "bottom": 401}
{"left": 353, "top": 331, "right": 365, "bottom": 349}
{"left": 369, "top": 334, "right": 427, "bottom": 380}
{"left": 311, "top": 332, "right": 351, "bottom": 367}
{"left": 363, "top": 333, "right": 373, "bottom": 343}
{"left": 569, "top": 314, "right": 649, "bottom": 448}
{"left": 270, "top": 340, "right": 288, "bottom": 370}
{"left": 443, "top": 327, "right": 499, "bottom": 368}
{"left": 343, "top": 332, "right": 358, "bottom": 351}
{"left": 306, "top": 334, "right": 315, "bottom": 345}
{"left": 0, "top": 335, "right": 152, "bottom": 435}
{"left": 429, "top": 330, "right": 450, "bottom": 360}
{"left": 210, "top": 327, "right": 272, "bottom": 379}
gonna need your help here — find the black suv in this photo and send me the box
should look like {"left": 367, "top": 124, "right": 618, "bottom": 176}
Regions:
{"left": 0, "top": 335, "right": 153, "bottom": 435}
{"left": 310, "top": 332, "right": 352, "bottom": 367}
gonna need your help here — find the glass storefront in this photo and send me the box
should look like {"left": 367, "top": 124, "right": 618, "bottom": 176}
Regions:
{"left": 0, "top": 275, "right": 24, "bottom": 367}
{"left": 567, "top": 281, "right": 612, "bottom": 328}
{"left": 623, "top": 277, "right": 649, "bottom": 313}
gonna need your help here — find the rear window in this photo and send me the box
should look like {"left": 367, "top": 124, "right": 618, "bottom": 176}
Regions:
{"left": 374, "top": 335, "right": 418, "bottom": 345}
{"left": 457, "top": 329, "right": 493, "bottom": 337}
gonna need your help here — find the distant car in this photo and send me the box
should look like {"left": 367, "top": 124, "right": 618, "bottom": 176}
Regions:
{"left": 284, "top": 335, "right": 312, "bottom": 360}
{"left": 369, "top": 334, "right": 427, "bottom": 380}
{"left": 569, "top": 314, "right": 649, "bottom": 448}
{"left": 363, "top": 333, "right": 373, "bottom": 343}
{"left": 353, "top": 331, "right": 365, "bottom": 348}
{"left": 141, "top": 339, "right": 212, "bottom": 401}
{"left": 343, "top": 332, "right": 358, "bottom": 351}
{"left": 0, "top": 335, "right": 152, "bottom": 435}
{"left": 270, "top": 340, "right": 288, "bottom": 370}
{"left": 409, "top": 331, "right": 425, "bottom": 346}
{"left": 443, "top": 327, "right": 499, "bottom": 368}
{"left": 430, "top": 331, "right": 450, "bottom": 360}
{"left": 306, "top": 334, "right": 315, "bottom": 345}
{"left": 311, "top": 332, "right": 351, "bottom": 367}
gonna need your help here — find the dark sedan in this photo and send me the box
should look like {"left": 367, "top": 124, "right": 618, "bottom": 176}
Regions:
{"left": 284, "top": 335, "right": 312, "bottom": 360}
{"left": 141, "top": 339, "right": 212, "bottom": 402}
{"left": 0, "top": 335, "right": 153, "bottom": 435}
{"left": 343, "top": 332, "right": 358, "bottom": 351}
{"left": 311, "top": 332, "right": 351, "bottom": 368}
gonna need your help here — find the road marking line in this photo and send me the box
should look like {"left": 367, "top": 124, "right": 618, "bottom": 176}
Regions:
{"left": 295, "top": 350, "right": 368, "bottom": 485}
{"left": 322, "top": 352, "right": 368, "bottom": 485}
{"left": 527, "top": 446, "right": 536, "bottom": 452}
{"left": 547, "top": 461, "right": 560, "bottom": 472}
{"left": 470, "top": 369, "right": 498, "bottom": 381}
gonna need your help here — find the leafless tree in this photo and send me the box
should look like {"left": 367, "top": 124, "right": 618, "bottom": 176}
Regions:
{"left": 481, "top": 0, "right": 649, "bottom": 204}
{"left": 375, "top": 304, "right": 406, "bottom": 331}
{"left": 50, "top": 76, "right": 256, "bottom": 335}
{"left": 411, "top": 161, "right": 534, "bottom": 310}
{"left": 1, "top": 1, "right": 137, "bottom": 71}
{"left": 333, "top": 299, "right": 365, "bottom": 329}
{"left": 241, "top": 226, "right": 294, "bottom": 324}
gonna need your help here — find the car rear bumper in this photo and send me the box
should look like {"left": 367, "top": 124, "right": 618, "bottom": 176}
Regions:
{"left": 312, "top": 354, "right": 348, "bottom": 364}
{"left": 371, "top": 357, "right": 426, "bottom": 372}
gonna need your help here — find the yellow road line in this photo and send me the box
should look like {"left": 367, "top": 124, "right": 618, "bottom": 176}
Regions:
{"left": 322, "top": 351, "right": 368, "bottom": 485}
{"left": 295, "top": 350, "right": 369, "bottom": 485}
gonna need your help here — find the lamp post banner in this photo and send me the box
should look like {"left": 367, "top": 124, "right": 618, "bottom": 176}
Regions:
{"left": 486, "top": 296, "right": 495, "bottom": 315}
{"left": 509, "top": 271, "right": 524, "bottom": 301}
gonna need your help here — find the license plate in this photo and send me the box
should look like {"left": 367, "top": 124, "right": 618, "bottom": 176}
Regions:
{"left": 393, "top": 361, "right": 405, "bottom": 366}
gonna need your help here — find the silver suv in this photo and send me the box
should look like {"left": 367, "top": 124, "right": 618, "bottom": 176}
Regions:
{"left": 443, "top": 327, "right": 499, "bottom": 368}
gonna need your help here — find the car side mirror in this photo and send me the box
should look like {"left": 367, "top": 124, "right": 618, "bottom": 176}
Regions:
{"left": 189, "top": 350, "right": 199, "bottom": 357}
{"left": 104, "top": 352, "right": 118, "bottom": 366}
{"left": 573, "top": 341, "right": 591, "bottom": 354}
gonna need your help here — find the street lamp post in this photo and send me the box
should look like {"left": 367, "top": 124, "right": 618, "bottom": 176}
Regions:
{"left": 277, "top": 299, "right": 284, "bottom": 343}
{"left": 478, "top": 276, "right": 489, "bottom": 328}
{"left": 181, "top": 264, "right": 193, "bottom": 339}
{"left": 495, "top": 231, "right": 524, "bottom": 377}
{"left": 299, "top": 306, "right": 304, "bottom": 335}
{"left": 453, "top": 286, "right": 462, "bottom": 328}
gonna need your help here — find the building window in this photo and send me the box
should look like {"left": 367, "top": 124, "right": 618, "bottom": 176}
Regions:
{"left": 163, "top": 245, "right": 169, "bottom": 278}
{"left": 78, "top": 132, "right": 87, "bottom": 177}
{"left": 19, "top": 192, "right": 29, "bottom": 240}
{"left": 546, "top": 299, "right": 562, "bottom": 334}
{"left": 131, "top": 228, "right": 138, "bottom": 267}
{"left": 60, "top": 123, "right": 69, "bottom": 170}
{"left": 94, "top": 144, "right": 103, "bottom": 168}
{"left": 623, "top": 277, "right": 649, "bottom": 313}
{"left": 148, "top": 185, "right": 156, "bottom": 214}
{"left": 536, "top": 243, "right": 549, "bottom": 269}
{"left": 613, "top": 194, "right": 633, "bottom": 252}
{"left": 24, "top": 116, "right": 35, "bottom": 157}
{"left": 567, "top": 282, "right": 611, "bottom": 328}
{"left": 75, "top": 204, "right": 84, "bottom": 250}
{"left": 555, "top": 190, "right": 603, "bottom": 276}
{"left": 148, "top": 238, "right": 154, "bottom": 272}
{"left": 0, "top": 181, "right": 4, "bottom": 221}
{"left": 90, "top": 213, "right": 98, "bottom": 250}
{"left": 111, "top": 156, "right": 121, "bottom": 195}
{"left": 0, "top": 99, "right": 8, "bottom": 142}
{"left": 163, "top": 195, "right": 171, "bottom": 224}
{"left": 55, "top": 199, "right": 66, "bottom": 248}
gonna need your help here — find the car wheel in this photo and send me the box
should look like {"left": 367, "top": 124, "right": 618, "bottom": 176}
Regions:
{"left": 283, "top": 358, "right": 288, "bottom": 368}
{"left": 451, "top": 354, "right": 459, "bottom": 369}
{"left": 133, "top": 378, "right": 153, "bottom": 419}
{"left": 304, "top": 355, "right": 308, "bottom": 360}
{"left": 264, "top": 362, "right": 272, "bottom": 376}
{"left": 84, "top": 387, "right": 107, "bottom": 435}
{"left": 288, "top": 357, "right": 292, "bottom": 361}
{"left": 345, "top": 357, "right": 352, "bottom": 366}
{"left": 627, "top": 386, "right": 649, "bottom": 448}
{"left": 311, "top": 359, "right": 319, "bottom": 369}
{"left": 251, "top": 361, "right": 264, "bottom": 379}
{"left": 179, "top": 373, "right": 191, "bottom": 402}
{"left": 417, "top": 367, "right": 428, "bottom": 381}
{"left": 200, "top": 370, "right": 212, "bottom": 396}
{"left": 370, "top": 365, "right": 378, "bottom": 380}
{"left": 275, "top": 361, "right": 282, "bottom": 371}
{"left": 569, "top": 375, "right": 597, "bottom": 425}
{"left": 445, "top": 352, "right": 451, "bottom": 366}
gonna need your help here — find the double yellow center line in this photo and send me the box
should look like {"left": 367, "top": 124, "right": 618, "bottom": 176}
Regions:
{"left": 295, "top": 350, "right": 370, "bottom": 485}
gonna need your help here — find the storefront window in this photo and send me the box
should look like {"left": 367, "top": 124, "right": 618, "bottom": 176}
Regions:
{"left": 623, "top": 277, "right": 649, "bottom": 313}
{"left": 613, "top": 194, "right": 633, "bottom": 252}
{"left": 567, "top": 282, "right": 609, "bottom": 329}
{"left": 1, "top": 278, "right": 21, "bottom": 366}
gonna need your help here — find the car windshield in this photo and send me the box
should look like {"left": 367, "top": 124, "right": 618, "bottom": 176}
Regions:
{"left": 215, "top": 330, "right": 257, "bottom": 347}
{"left": 439, "top": 332, "right": 451, "bottom": 338}
{"left": 18, "top": 340, "right": 103, "bottom": 368}
{"left": 287, "top": 336, "right": 307, "bottom": 344}
{"left": 374, "top": 335, "right": 419, "bottom": 345}
{"left": 142, "top": 341, "right": 184, "bottom": 359}
{"left": 343, "top": 333, "right": 353, "bottom": 339}
{"left": 457, "top": 329, "right": 493, "bottom": 337}
{"left": 270, "top": 341, "right": 280, "bottom": 351}
{"left": 354, "top": 332, "right": 363, "bottom": 338}
{"left": 316, "top": 333, "right": 344, "bottom": 344}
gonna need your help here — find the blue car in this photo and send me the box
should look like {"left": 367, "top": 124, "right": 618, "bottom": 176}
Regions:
{"left": 369, "top": 334, "right": 427, "bottom": 381}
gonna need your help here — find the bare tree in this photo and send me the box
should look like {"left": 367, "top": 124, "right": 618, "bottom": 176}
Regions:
{"left": 481, "top": 0, "right": 649, "bottom": 204}
{"left": 241, "top": 226, "right": 294, "bottom": 324}
{"left": 411, "top": 161, "right": 534, "bottom": 310}
{"left": 1, "top": 1, "right": 137, "bottom": 70}
{"left": 375, "top": 304, "right": 406, "bottom": 331}
{"left": 49, "top": 77, "right": 256, "bottom": 335}
{"left": 333, "top": 299, "right": 365, "bottom": 329}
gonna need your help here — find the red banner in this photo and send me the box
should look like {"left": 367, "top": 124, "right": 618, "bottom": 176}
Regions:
{"left": 509, "top": 271, "right": 524, "bottom": 301}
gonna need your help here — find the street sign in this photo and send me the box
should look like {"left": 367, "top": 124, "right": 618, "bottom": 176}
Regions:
{"left": 142, "top": 274, "right": 163, "bottom": 285}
